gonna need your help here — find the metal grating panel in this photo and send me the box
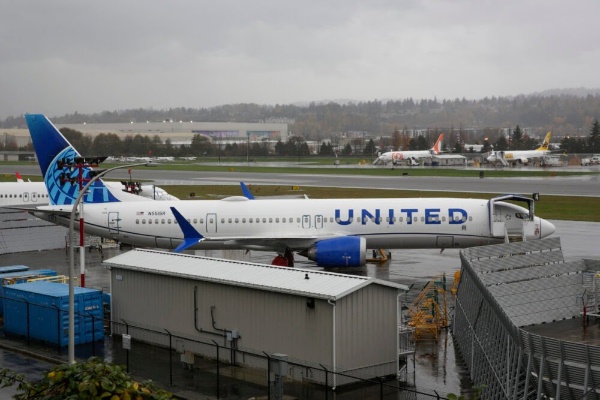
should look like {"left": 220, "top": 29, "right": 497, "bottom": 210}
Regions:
{"left": 453, "top": 237, "right": 600, "bottom": 399}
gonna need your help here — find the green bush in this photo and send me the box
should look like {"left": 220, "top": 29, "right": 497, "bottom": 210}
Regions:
{"left": 0, "top": 357, "right": 172, "bottom": 399}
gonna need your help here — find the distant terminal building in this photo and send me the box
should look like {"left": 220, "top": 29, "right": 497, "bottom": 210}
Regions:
{"left": 6, "top": 121, "right": 289, "bottom": 148}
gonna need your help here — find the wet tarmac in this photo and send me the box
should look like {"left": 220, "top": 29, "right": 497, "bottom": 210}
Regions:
{"left": 0, "top": 219, "right": 598, "bottom": 398}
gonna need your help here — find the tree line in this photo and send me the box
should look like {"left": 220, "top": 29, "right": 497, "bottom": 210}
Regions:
{"left": 3, "top": 92, "right": 600, "bottom": 138}
{"left": 1, "top": 119, "right": 598, "bottom": 157}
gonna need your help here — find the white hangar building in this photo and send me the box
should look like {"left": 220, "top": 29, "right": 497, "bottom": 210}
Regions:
{"left": 103, "top": 249, "right": 408, "bottom": 385}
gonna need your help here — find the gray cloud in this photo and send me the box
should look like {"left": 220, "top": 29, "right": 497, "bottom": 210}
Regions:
{"left": 1, "top": 0, "right": 599, "bottom": 119}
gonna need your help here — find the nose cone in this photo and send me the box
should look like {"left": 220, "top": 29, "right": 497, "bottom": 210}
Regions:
{"left": 539, "top": 218, "right": 556, "bottom": 238}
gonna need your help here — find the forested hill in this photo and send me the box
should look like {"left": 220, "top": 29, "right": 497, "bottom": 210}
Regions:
{"left": 3, "top": 91, "right": 600, "bottom": 139}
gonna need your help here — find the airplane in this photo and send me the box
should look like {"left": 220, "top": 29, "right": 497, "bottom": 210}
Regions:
{"left": 0, "top": 181, "right": 50, "bottom": 207}
{"left": 486, "top": 132, "right": 552, "bottom": 166}
{"left": 24, "top": 114, "right": 555, "bottom": 268}
{"left": 15, "top": 172, "right": 28, "bottom": 182}
{"left": 1, "top": 177, "right": 177, "bottom": 208}
{"left": 373, "top": 134, "right": 444, "bottom": 166}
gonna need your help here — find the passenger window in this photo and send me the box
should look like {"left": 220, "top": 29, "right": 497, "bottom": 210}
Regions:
{"left": 193, "top": 218, "right": 197, "bottom": 224}
{"left": 242, "top": 218, "right": 246, "bottom": 223}
{"left": 142, "top": 219, "right": 146, "bottom": 224}
{"left": 148, "top": 219, "right": 152, "bottom": 224}
{"left": 249, "top": 218, "right": 253, "bottom": 223}
{"left": 136, "top": 219, "right": 139, "bottom": 224}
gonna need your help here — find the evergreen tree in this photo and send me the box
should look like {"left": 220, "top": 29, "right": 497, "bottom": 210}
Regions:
{"left": 363, "top": 138, "right": 376, "bottom": 156}
{"left": 511, "top": 126, "right": 524, "bottom": 150}
{"left": 341, "top": 143, "right": 353, "bottom": 155}
{"left": 589, "top": 119, "right": 600, "bottom": 152}
{"left": 494, "top": 135, "right": 508, "bottom": 151}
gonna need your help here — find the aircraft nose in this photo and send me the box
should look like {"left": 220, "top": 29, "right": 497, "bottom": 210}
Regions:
{"left": 539, "top": 218, "right": 556, "bottom": 238}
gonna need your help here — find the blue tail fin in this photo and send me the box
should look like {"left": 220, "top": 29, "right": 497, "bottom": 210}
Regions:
{"left": 240, "top": 182, "right": 255, "bottom": 199}
{"left": 25, "top": 114, "right": 120, "bottom": 205}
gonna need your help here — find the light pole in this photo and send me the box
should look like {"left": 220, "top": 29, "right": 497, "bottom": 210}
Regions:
{"left": 67, "top": 162, "right": 148, "bottom": 364}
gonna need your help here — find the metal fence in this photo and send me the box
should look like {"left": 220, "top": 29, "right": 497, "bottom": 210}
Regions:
{"left": 0, "top": 293, "right": 452, "bottom": 399}
{"left": 454, "top": 237, "right": 600, "bottom": 399}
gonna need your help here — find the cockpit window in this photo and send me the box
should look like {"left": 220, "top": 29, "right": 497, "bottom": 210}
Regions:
{"left": 515, "top": 212, "right": 529, "bottom": 220}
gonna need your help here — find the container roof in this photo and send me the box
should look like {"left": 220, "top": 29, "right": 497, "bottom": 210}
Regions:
{"left": 7, "top": 281, "right": 100, "bottom": 296}
{"left": 103, "top": 249, "right": 408, "bottom": 300}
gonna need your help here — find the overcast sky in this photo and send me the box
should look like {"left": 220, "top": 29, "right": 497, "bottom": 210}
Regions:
{"left": 2, "top": 1, "right": 600, "bottom": 119}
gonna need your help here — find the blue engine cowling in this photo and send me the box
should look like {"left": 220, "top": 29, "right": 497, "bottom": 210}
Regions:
{"left": 301, "top": 236, "right": 366, "bottom": 267}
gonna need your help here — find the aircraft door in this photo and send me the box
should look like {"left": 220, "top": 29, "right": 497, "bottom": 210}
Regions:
{"left": 23, "top": 192, "right": 29, "bottom": 202}
{"left": 302, "top": 215, "right": 311, "bottom": 229}
{"left": 206, "top": 213, "right": 217, "bottom": 234}
{"left": 314, "top": 215, "right": 323, "bottom": 229}
{"left": 108, "top": 212, "right": 121, "bottom": 233}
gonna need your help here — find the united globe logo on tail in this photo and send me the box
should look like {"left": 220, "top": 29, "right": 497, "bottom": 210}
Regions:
{"left": 45, "top": 147, "right": 119, "bottom": 205}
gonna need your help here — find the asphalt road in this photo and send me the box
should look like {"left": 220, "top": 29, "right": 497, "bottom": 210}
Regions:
{"left": 3, "top": 163, "right": 600, "bottom": 197}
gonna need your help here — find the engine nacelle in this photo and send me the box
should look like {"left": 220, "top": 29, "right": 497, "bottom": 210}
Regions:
{"left": 301, "top": 236, "right": 366, "bottom": 267}
{"left": 519, "top": 157, "right": 529, "bottom": 164}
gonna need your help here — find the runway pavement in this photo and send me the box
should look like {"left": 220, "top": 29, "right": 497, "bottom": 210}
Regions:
{"left": 2, "top": 163, "right": 599, "bottom": 197}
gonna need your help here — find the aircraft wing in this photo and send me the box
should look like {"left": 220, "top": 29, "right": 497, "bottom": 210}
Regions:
{"left": 5, "top": 205, "right": 72, "bottom": 215}
{"left": 189, "top": 232, "right": 344, "bottom": 252}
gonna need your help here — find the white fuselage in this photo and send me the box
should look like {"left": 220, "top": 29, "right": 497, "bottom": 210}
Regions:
{"left": 0, "top": 181, "right": 176, "bottom": 207}
{"left": 487, "top": 149, "right": 550, "bottom": 164}
{"left": 34, "top": 197, "right": 554, "bottom": 252}
{"left": 375, "top": 150, "right": 432, "bottom": 165}
{"left": 0, "top": 182, "right": 49, "bottom": 207}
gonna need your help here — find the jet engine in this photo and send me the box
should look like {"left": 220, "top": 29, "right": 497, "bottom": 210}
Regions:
{"left": 299, "top": 236, "right": 366, "bottom": 267}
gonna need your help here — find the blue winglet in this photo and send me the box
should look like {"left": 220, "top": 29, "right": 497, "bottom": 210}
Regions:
{"left": 170, "top": 207, "right": 204, "bottom": 252}
{"left": 240, "top": 182, "right": 255, "bottom": 199}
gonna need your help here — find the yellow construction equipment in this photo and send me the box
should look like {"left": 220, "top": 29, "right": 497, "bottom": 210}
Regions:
{"left": 407, "top": 274, "right": 450, "bottom": 342}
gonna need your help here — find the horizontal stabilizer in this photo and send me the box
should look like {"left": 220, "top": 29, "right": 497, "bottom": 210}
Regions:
{"left": 170, "top": 207, "right": 204, "bottom": 252}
